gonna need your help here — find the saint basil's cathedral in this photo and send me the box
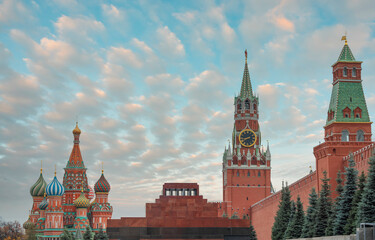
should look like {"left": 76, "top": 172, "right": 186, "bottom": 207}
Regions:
{"left": 23, "top": 124, "right": 113, "bottom": 239}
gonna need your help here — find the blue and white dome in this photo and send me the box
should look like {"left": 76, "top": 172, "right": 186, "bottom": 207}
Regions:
{"left": 46, "top": 176, "right": 65, "bottom": 196}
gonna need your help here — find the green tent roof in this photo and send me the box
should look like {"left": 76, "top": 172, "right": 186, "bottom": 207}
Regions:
{"left": 337, "top": 43, "right": 356, "bottom": 62}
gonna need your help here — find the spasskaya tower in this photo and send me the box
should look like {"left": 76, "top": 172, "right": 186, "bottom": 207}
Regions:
{"left": 222, "top": 50, "right": 272, "bottom": 219}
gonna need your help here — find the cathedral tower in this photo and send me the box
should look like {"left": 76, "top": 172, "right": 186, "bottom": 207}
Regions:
{"left": 222, "top": 51, "right": 272, "bottom": 219}
{"left": 314, "top": 37, "right": 373, "bottom": 196}
{"left": 62, "top": 123, "right": 89, "bottom": 227}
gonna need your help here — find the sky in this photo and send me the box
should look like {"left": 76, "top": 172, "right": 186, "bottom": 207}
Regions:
{"left": 1, "top": 0, "right": 375, "bottom": 223}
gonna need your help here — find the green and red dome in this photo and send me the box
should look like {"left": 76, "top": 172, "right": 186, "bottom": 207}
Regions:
{"left": 94, "top": 171, "right": 111, "bottom": 193}
{"left": 30, "top": 172, "right": 47, "bottom": 197}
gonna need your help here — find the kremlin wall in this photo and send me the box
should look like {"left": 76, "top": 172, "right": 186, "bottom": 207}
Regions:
{"left": 24, "top": 38, "right": 374, "bottom": 240}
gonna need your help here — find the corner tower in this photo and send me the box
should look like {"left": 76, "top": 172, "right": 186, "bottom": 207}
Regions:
{"left": 314, "top": 37, "right": 373, "bottom": 196}
{"left": 222, "top": 50, "right": 272, "bottom": 219}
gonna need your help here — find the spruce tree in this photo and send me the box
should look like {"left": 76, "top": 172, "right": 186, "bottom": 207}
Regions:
{"left": 271, "top": 185, "right": 292, "bottom": 240}
{"left": 333, "top": 157, "right": 358, "bottom": 235}
{"left": 326, "top": 171, "right": 345, "bottom": 236}
{"left": 314, "top": 171, "right": 332, "bottom": 237}
{"left": 249, "top": 224, "right": 257, "bottom": 240}
{"left": 61, "top": 228, "right": 74, "bottom": 240}
{"left": 357, "top": 152, "right": 375, "bottom": 224}
{"left": 344, "top": 171, "right": 366, "bottom": 234}
{"left": 83, "top": 226, "right": 93, "bottom": 240}
{"left": 285, "top": 196, "right": 304, "bottom": 239}
{"left": 94, "top": 228, "right": 109, "bottom": 240}
{"left": 301, "top": 188, "right": 318, "bottom": 238}
{"left": 283, "top": 201, "right": 296, "bottom": 239}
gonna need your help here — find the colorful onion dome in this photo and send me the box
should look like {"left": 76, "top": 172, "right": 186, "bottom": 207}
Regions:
{"left": 72, "top": 122, "right": 81, "bottom": 135}
{"left": 23, "top": 217, "right": 35, "bottom": 230}
{"left": 94, "top": 171, "right": 111, "bottom": 193}
{"left": 46, "top": 175, "right": 65, "bottom": 196}
{"left": 74, "top": 192, "right": 90, "bottom": 208}
{"left": 30, "top": 172, "right": 47, "bottom": 197}
{"left": 88, "top": 185, "right": 95, "bottom": 200}
{"left": 38, "top": 194, "right": 48, "bottom": 210}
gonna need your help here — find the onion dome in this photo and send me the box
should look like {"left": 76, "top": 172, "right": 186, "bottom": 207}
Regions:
{"left": 88, "top": 185, "right": 95, "bottom": 200}
{"left": 38, "top": 194, "right": 48, "bottom": 210}
{"left": 94, "top": 170, "right": 111, "bottom": 193}
{"left": 23, "top": 217, "right": 35, "bottom": 230}
{"left": 46, "top": 175, "right": 65, "bottom": 196}
{"left": 30, "top": 171, "right": 47, "bottom": 197}
{"left": 74, "top": 192, "right": 90, "bottom": 208}
{"left": 72, "top": 122, "right": 81, "bottom": 135}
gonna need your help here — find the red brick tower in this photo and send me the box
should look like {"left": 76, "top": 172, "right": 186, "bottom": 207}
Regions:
{"left": 62, "top": 123, "right": 89, "bottom": 227}
{"left": 313, "top": 37, "right": 373, "bottom": 196}
{"left": 222, "top": 50, "right": 272, "bottom": 219}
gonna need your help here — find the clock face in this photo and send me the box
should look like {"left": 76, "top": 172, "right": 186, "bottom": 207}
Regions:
{"left": 239, "top": 129, "right": 257, "bottom": 147}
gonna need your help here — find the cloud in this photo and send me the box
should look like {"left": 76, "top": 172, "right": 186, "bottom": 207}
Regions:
{"left": 107, "top": 47, "right": 142, "bottom": 68}
{"left": 156, "top": 26, "right": 185, "bottom": 58}
{"left": 54, "top": 15, "right": 105, "bottom": 46}
{"left": 0, "top": 0, "right": 34, "bottom": 27}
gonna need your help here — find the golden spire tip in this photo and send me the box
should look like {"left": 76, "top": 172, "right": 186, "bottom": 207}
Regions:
{"left": 54, "top": 165, "right": 56, "bottom": 176}
{"left": 40, "top": 160, "right": 43, "bottom": 174}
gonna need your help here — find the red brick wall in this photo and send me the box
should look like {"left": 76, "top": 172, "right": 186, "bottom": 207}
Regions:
{"left": 250, "top": 172, "right": 317, "bottom": 240}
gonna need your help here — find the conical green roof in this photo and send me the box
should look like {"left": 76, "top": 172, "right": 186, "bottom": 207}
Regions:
{"left": 337, "top": 43, "right": 356, "bottom": 62}
{"left": 240, "top": 62, "right": 253, "bottom": 98}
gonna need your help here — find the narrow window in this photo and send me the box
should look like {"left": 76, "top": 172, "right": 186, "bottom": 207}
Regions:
{"left": 247, "top": 171, "right": 250, "bottom": 177}
{"left": 350, "top": 97, "right": 352, "bottom": 102}
{"left": 237, "top": 100, "right": 242, "bottom": 111}
{"left": 345, "top": 113, "right": 349, "bottom": 118}
{"left": 258, "top": 171, "right": 261, "bottom": 177}
{"left": 357, "top": 130, "right": 364, "bottom": 142}
{"left": 343, "top": 67, "right": 348, "bottom": 77}
{"left": 342, "top": 130, "right": 349, "bottom": 142}
{"left": 356, "top": 114, "right": 360, "bottom": 118}
{"left": 237, "top": 171, "right": 239, "bottom": 177}
{"left": 352, "top": 67, "right": 356, "bottom": 77}
{"left": 245, "top": 99, "right": 250, "bottom": 110}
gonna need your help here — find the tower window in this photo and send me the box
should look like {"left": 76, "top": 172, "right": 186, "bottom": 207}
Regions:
{"left": 345, "top": 114, "right": 349, "bottom": 118}
{"left": 237, "top": 100, "right": 242, "bottom": 111}
{"left": 352, "top": 67, "right": 356, "bottom": 77}
{"left": 258, "top": 171, "right": 261, "bottom": 177}
{"left": 247, "top": 171, "right": 250, "bottom": 177}
{"left": 357, "top": 130, "right": 364, "bottom": 142}
{"left": 341, "top": 130, "right": 349, "bottom": 142}
{"left": 245, "top": 99, "right": 250, "bottom": 110}
{"left": 343, "top": 67, "right": 348, "bottom": 77}
{"left": 237, "top": 171, "right": 239, "bottom": 177}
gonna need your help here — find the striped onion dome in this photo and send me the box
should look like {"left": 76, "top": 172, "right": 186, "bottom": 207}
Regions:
{"left": 30, "top": 173, "right": 47, "bottom": 197}
{"left": 74, "top": 192, "right": 90, "bottom": 208}
{"left": 94, "top": 172, "right": 111, "bottom": 193}
{"left": 88, "top": 185, "right": 95, "bottom": 200}
{"left": 23, "top": 217, "right": 35, "bottom": 230}
{"left": 38, "top": 195, "right": 48, "bottom": 210}
{"left": 46, "top": 176, "right": 65, "bottom": 196}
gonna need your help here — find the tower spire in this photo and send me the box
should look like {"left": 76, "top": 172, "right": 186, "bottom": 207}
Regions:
{"left": 240, "top": 49, "right": 253, "bottom": 98}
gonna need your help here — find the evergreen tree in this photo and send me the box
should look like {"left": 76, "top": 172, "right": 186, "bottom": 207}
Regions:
{"left": 249, "top": 224, "right": 257, "bottom": 240}
{"left": 314, "top": 171, "right": 333, "bottom": 237}
{"left": 326, "top": 171, "right": 345, "bottom": 236}
{"left": 333, "top": 157, "right": 358, "bottom": 235}
{"left": 94, "top": 228, "right": 109, "bottom": 240}
{"left": 344, "top": 171, "right": 366, "bottom": 234}
{"left": 271, "top": 185, "right": 292, "bottom": 240}
{"left": 357, "top": 152, "right": 375, "bottom": 224}
{"left": 301, "top": 188, "right": 318, "bottom": 238}
{"left": 283, "top": 201, "right": 296, "bottom": 239}
{"left": 285, "top": 196, "right": 304, "bottom": 239}
{"left": 83, "top": 226, "right": 94, "bottom": 240}
{"left": 61, "top": 228, "right": 74, "bottom": 240}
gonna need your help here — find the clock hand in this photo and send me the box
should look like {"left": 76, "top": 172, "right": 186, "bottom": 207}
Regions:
{"left": 242, "top": 137, "right": 251, "bottom": 140}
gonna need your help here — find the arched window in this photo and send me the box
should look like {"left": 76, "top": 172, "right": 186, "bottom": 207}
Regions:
{"left": 357, "top": 130, "right": 364, "bottom": 142}
{"left": 245, "top": 99, "right": 250, "bottom": 110}
{"left": 343, "top": 67, "right": 348, "bottom": 77}
{"left": 237, "top": 171, "right": 239, "bottom": 177}
{"left": 352, "top": 67, "right": 356, "bottom": 77}
{"left": 342, "top": 130, "right": 349, "bottom": 142}
{"left": 253, "top": 104, "right": 257, "bottom": 111}
{"left": 247, "top": 171, "right": 250, "bottom": 177}
{"left": 258, "top": 171, "right": 261, "bottom": 177}
{"left": 237, "top": 100, "right": 242, "bottom": 111}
